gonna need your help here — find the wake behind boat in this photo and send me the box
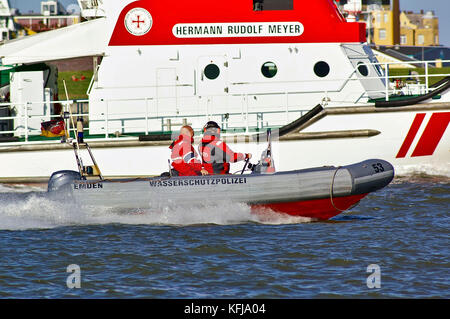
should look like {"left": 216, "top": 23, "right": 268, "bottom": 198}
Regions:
{"left": 47, "top": 158, "right": 394, "bottom": 221}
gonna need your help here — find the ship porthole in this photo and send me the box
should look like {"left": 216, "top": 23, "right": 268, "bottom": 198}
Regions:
{"left": 261, "top": 62, "right": 278, "bottom": 78}
{"left": 314, "top": 61, "right": 330, "bottom": 78}
{"left": 357, "top": 62, "right": 369, "bottom": 77}
{"left": 204, "top": 64, "right": 220, "bottom": 80}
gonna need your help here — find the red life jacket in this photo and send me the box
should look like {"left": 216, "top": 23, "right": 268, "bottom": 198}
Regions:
{"left": 199, "top": 133, "right": 245, "bottom": 175}
{"left": 169, "top": 134, "right": 203, "bottom": 176}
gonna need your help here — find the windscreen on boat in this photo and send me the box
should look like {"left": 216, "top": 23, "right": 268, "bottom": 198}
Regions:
{"left": 253, "top": 0, "right": 293, "bottom": 11}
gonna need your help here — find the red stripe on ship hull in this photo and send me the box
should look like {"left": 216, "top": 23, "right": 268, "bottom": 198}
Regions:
{"left": 411, "top": 112, "right": 450, "bottom": 157}
{"left": 396, "top": 113, "right": 426, "bottom": 158}
{"left": 251, "top": 194, "right": 368, "bottom": 220}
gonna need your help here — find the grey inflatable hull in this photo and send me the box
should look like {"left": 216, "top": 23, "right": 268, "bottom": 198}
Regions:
{"left": 47, "top": 159, "right": 394, "bottom": 220}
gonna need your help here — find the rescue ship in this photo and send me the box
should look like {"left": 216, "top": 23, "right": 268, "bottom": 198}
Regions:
{"left": 0, "top": 0, "right": 449, "bottom": 183}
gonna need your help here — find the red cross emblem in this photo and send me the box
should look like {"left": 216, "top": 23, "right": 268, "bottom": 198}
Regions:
{"left": 132, "top": 15, "right": 145, "bottom": 29}
{"left": 125, "top": 8, "right": 153, "bottom": 36}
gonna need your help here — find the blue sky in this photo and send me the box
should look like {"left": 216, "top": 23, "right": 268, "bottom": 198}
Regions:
{"left": 8, "top": 0, "right": 450, "bottom": 45}
{"left": 9, "top": 0, "right": 78, "bottom": 14}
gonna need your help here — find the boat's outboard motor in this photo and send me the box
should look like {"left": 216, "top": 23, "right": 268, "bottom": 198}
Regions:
{"left": 250, "top": 128, "right": 276, "bottom": 174}
{"left": 250, "top": 148, "right": 276, "bottom": 174}
{"left": 48, "top": 170, "right": 81, "bottom": 192}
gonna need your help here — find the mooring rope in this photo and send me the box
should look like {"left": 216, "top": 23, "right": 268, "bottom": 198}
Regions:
{"left": 329, "top": 166, "right": 347, "bottom": 212}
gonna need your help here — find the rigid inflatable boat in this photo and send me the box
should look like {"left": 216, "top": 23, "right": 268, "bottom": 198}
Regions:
{"left": 47, "top": 158, "right": 394, "bottom": 220}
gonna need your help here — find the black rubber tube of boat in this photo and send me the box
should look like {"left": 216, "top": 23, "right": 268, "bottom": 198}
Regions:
{"left": 375, "top": 76, "right": 450, "bottom": 108}
{"left": 253, "top": 104, "right": 323, "bottom": 141}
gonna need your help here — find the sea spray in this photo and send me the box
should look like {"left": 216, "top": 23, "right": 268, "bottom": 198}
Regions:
{"left": 0, "top": 189, "right": 312, "bottom": 231}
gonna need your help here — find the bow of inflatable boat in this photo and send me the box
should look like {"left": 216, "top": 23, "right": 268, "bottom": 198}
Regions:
{"left": 347, "top": 159, "right": 395, "bottom": 195}
{"left": 252, "top": 159, "right": 394, "bottom": 220}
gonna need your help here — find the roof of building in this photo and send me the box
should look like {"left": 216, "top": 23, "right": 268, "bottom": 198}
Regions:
{"left": 404, "top": 13, "right": 424, "bottom": 28}
{"left": 402, "top": 11, "right": 437, "bottom": 29}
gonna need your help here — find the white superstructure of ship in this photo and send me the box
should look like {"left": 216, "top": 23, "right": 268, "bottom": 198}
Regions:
{"left": 0, "top": 0, "right": 448, "bottom": 182}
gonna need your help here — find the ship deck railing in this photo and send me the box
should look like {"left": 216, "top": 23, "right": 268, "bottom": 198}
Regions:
{"left": 0, "top": 59, "right": 449, "bottom": 145}
{"left": 0, "top": 98, "right": 310, "bottom": 145}
{"left": 363, "top": 59, "right": 450, "bottom": 101}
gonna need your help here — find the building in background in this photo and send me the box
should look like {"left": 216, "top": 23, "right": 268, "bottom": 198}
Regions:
{"left": 400, "top": 10, "right": 439, "bottom": 46}
{"left": 41, "top": 0, "right": 67, "bottom": 16}
{"left": 14, "top": 0, "right": 80, "bottom": 34}
{"left": 336, "top": 0, "right": 439, "bottom": 47}
{"left": 0, "top": 0, "right": 16, "bottom": 42}
{"left": 366, "top": 0, "right": 400, "bottom": 45}
{"left": 0, "top": 0, "right": 81, "bottom": 43}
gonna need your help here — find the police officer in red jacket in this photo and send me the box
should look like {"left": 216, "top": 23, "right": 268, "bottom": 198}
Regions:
{"left": 170, "top": 126, "right": 209, "bottom": 176}
{"left": 199, "top": 121, "right": 251, "bottom": 175}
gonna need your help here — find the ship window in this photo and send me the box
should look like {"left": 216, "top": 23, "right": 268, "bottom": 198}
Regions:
{"left": 261, "top": 62, "right": 278, "bottom": 78}
{"left": 357, "top": 62, "right": 369, "bottom": 77}
{"left": 314, "top": 61, "right": 330, "bottom": 78}
{"left": 204, "top": 64, "right": 220, "bottom": 80}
